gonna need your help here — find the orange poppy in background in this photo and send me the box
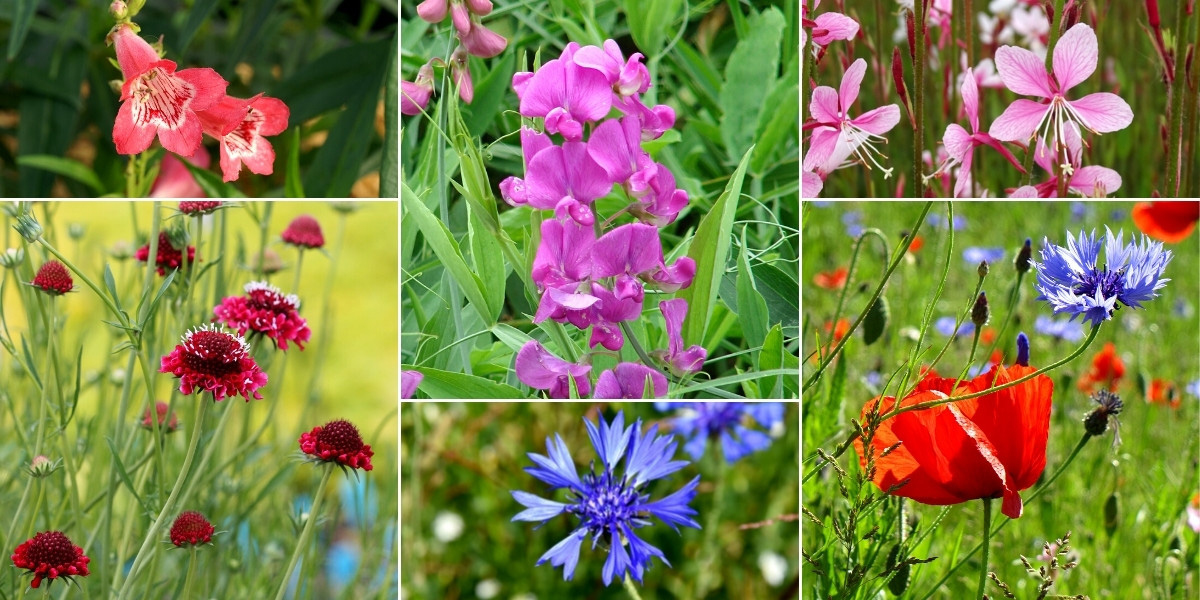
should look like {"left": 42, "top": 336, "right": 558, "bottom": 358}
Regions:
{"left": 981, "top": 327, "right": 997, "bottom": 345}
{"left": 814, "top": 267, "right": 849, "bottom": 289}
{"left": 1146, "top": 379, "right": 1180, "bottom": 409}
{"left": 1132, "top": 201, "right": 1199, "bottom": 243}
{"left": 811, "top": 318, "right": 851, "bottom": 363}
{"left": 907, "top": 234, "right": 924, "bottom": 253}
{"left": 1077, "top": 342, "right": 1125, "bottom": 392}
{"left": 854, "top": 363, "right": 1054, "bottom": 519}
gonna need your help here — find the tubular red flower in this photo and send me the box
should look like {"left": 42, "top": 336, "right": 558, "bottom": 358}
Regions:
{"left": 299, "top": 419, "right": 374, "bottom": 471}
{"left": 11, "top": 531, "right": 90, "bottom": 589}
{"left": 151, "top": 148, "right": 211, "bottom": 198}
{"left": 31, "top": 260, "right": 73, "bottom": 295}
{"left": 169, "top": 511, "right": 215, "bottom": 547}
{"left": 213, "top": 281, "right": 311, "bottom": 351}
{"left": 196, "top": 94, "right": 289, "bottom": 182}
{"left": 159, "top": 324, "right": 268, "bottom": 401}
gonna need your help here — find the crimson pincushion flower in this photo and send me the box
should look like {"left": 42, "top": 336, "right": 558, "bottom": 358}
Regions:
{"left": 11, "top": 531, "right": 90, "bottom": 589}
{"left": 169, "top": 511, "right": 215, "bottom": 547}
{"left": 299, "top": 419, "right": 374, "bottom": 471}
{"left": 178, "top": 201, "right": 222, "bottom": 216}
{"left": 213, "top": 281, "right": 311, "bottom": 350}
{"left": 136, "top": 231, "right": 196, "bottom": 275}
{"left": 31, "top": 260, "right": 73, "bottom": 295}
{"left": 160, "top": 324, "right": 268, "bottom": 401}
{"left": 140, "top": 401, "right": 180, "bottom": 432}
{"left": 281, "top": 215, "right": 325, "bottom": 249}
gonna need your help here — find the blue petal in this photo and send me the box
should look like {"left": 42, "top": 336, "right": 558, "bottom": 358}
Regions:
{"left": 623, "top": 524, "right": 668, "bottom": 583}
{"left": 625, "top": 424, "right": 689, "bottom": 486}
{"left": 746, "top": 402, "right": 785, "bottom": 428}
{"left": 682, "top": 432, "right": 708, "bottom": 461}
{"left": 535, "top": 527, "right": 588, "bottom": 581}
{"left": 602, "top": 525, "right": 631, "bottom": 586}
{"left": 640, "top": 475, "right": 701, "bottom": 532}
{"left": 511, "top": 491, "right": 569, "bottom": 523}
{"left": 524, "top": 434, "right": 582, "bottom": 491}
{"left": 586, "top": 411, "right": 632, "bottom": 471}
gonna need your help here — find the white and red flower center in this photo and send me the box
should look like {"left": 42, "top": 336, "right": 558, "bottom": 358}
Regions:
{"left": 225, "top": 107, "right": 264, "bottom": 158}
{"left": 130, "top": 67, "right": 196, "bottom": 130}
{"left": 180, "top": 327, "right": 249, "bottom": 375}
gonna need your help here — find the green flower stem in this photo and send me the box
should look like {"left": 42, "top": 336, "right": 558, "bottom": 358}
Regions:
{"left": 619, "top": 321, "right": 667, "bottom": 379}
{"left": 894, "top": 201, "right": 956, "bottom": 398}
{"left": 976, "top": 498, "right": 992, "bottom": 600}
{"left": 178, "top": 399, "right": 237, "bottom": 512}
{"left": 1044, "top": 0, "right": 1065, "bottom": 70}
{"left": 116, "top": 396, "right": 210, "bottom": 600}
{"left": 804, "top": 201, "right": 934, "bottom": 393}
{"left": 913, "top": 0, "right": 926, "bottom": 191}
{"left": 1166, "top": 0, "right": 1189, "bottom": 196}
{"left": 622, "top": 574, "right": 645, "bottom": 600}
{"left": 274, "top": 463, "right": 334, "bottom": 600}
{"left": 980, "top": 271, "right": 1026, "bottom": 363}
{"left": 951, "top": 326, "right": 984, "bottom": 392}
{"left": 182, "top": 548, "right": 199, "bottom": 600}
{"left": 695, "top": 450, "right": 726, "bottom": 597}
{"left": 291, "top": 247, "right": 306, "bottom": 296}
{"left": 829, "top": 229, "right": 890, "bottom": 341}
{"left": 185, "top": 213, "right": 203, "bottom": 324}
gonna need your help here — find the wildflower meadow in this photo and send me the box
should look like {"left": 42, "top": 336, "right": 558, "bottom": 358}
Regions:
{"left": 400, "top": 0, "right": 801, "bottom": 400}
{"left": 802, "top": 201, "right": 1200, "bottom": 598}
{"left": 1, "top": 202, "right": 398, "bottom": 598}
{"left": 802, "top": 1, "right": 1200, "bottom": 198}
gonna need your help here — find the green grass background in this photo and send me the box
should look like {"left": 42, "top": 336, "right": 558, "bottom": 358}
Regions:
{"left": 802, "top": 201, "right": 1199, "bottom": 598}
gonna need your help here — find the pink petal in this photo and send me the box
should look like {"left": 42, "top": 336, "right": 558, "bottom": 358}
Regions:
{"left": 803, "top": 126, "right": 840, "bottom": 172}
{"left": 1070, "top": 166, "right": 1122, "bottom": 197}
{"left": 218, "top": 144, "right": 242, "bottom": 182}
{"left": 988, "top": 98, "right": 1049, "bottom": 142}
{"left": 1009, "top": 185, "right": 1040, "bottom": 198}
{"left": 943, "top": 123, "right": 972, "bottom": 162}
{"left": 839, "top": 59, "right": 867, "bottom": 114}
{"left": 113, "top": 100, "right": 156, "bottom": 155}
{"left": 994, "top": 44, "right": 1052, "bottom": 98}
{"left": 112, "top": 25, "right": 159, "bottom": 82}
{"left": 960, "top": 67, "right": 980, "bottom": 132}
{"left": 156, "top": 115, "right": 203, "bottom": 157}
{"left": 802, "top": 170, "right": 823, "bottom": 198}
{"left": 1067, "top": 93, "right": 1134, "bottom": 134}
{"left": 812, "top": 12, "right": 859, "bottom": 45}
{"left": 953, "top": 149, "right": 974, "bottom": 198}
{"left": 252, "top": 96, "right": 290, "bottom": 137}
{"left": 175, "top": 68, "right": 228, "bottom": 112}
{"left": 659, "top": 298, "right": 689, "bottom": 357}
{"left": 809, "top": 86, "right": 840, "bottom": 123}
{"left": 239, "top": 137, "right": 275, "bottom": 177}
{"left": 1052, "top": 23, "right": 1097, "bottom": 94}
{"left": 1032, "top": 136, "right": 1056, "bottom": 174}
{"left": 851, "top": 104, "right": 900, "bottom": 135}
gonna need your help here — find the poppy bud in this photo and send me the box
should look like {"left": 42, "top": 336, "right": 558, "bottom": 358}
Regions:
{"left": 1015, "top": 238, "right": 1032, "bottom": 273}
{"left": 977, "top": 261, "right": 989, "bottom": 279}
{"left": 1016, "top": 332, "right": 1030, "bottom": 366}
{"left": 1084, "top": 389, "right": 1123, "bottom": 436}
{"left": 971, "top": 291, "right": 989, "bottom": 327}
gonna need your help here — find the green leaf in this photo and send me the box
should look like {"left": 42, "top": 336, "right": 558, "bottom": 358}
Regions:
{"left": 285, "top": 127, "right": 305, "bottom": 198}
{"left": 405, "top": 366, "right": 524, "bottom": 399}
{"left": 462, "top": 54, "right": 516, "bottom": 138}
{"left": 175, "top": 0, "right": 220, "bottom": 54}
{"left": 719, "top": 7, "right": 785, "bottom": 162}
{"left": 676, "top": 368, "right": 795, "bottom": 396}
{"left": 490, "top": 323, "right": 535, "bottom": 354}
{"left": 106, "top": 437, "right": 153, "bottom": 517}
{"left": 272, "top": 38, "right": 391, "bottom": 124}
{"left": 736, "top": 227, "right": 768, "bottom": 353}
{"left": 759, "top": 324, "right": 784, "bottom": 398}
{"left": 304, "top": 41, "right": 388, "bottom": 197}
{"left": 16, "top": 155, "right": 104, "bottom": 195}
{"left": 16, "top": 35, "right": 86, "bottom": 196}
{"left": 678, "top": 145, "right": 753, "bottom": 346}
{"left": 137, "top": 269, "right": 178, "bottom": 328}
{"left": 103, "top": 264, "right": 122, "bottom": 312}
{"left": 469, "top": 204, "right": 505, "bottom": 322}
{"left": 180, "top": 159, "right": 247, "bottom": 198}
{"left": 6, "top": 0, "right": 37, "bottom": 60}
{"left": 380, "top": 33, "right": 398, "bottom": 198}
{"left": 623, "top": 0, "right": 682, "bottom": 57}
{"left": 862, "top": 296, "right": 890, "bottom": 346}
{"left": 750, "top": 57, "right": 799, "bottom": 174}
{"left": 401, "top": 181, "right": 494, "bottom": 326}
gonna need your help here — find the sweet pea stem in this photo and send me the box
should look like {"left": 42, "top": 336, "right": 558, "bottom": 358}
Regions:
{"left": 977, "top": 498, "right": 992, "bottom": 599}
{"left": 274, "top": 463, "right": 334, "bottom": 600}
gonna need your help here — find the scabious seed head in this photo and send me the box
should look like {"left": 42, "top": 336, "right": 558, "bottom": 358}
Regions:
{"left": 169, "top": 511, "right": 215, "bottom": 547}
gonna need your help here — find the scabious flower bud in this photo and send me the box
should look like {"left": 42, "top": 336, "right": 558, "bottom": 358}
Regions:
{"left": 0, "top": 247, "right": 23, "bottom": 269}
{"left": 1015, "top": 237, "right": 1032, "bottom": 273}
{"left": 971, "top": 291, "right": 989, "bottom": 327}
{"left": 68, "top": 223, "right": 86, "bottom": 241}
{"left": 28, "top": 455, "right": 57, "bottom": 478}
{"left": 13, "top": 213, "right": 43, "bottom": 243}
{"left": 1084, "top": 389, "right": 1123, "bottom": 436}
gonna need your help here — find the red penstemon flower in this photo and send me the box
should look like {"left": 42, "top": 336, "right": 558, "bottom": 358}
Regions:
{"left": 135, "top": 231, "right": 196, "bottom": 276}
{"left": 1076, "top": 341, "right": 1124, "bottom": 393}
{"left": 110, "top": 24, "right": 228, "bottom": 156}
{"left": 212, "top": 281, "right": 311, "bottom": 350}
{"left": 169, "top": 511, "right": 215, "bottom": 547}
{"left": 854, "top": 361, "right": 1054, "bottom": 519}
{"left": 31, "top": 260, "right": 73, "bottom": 295}
{"left": 281, "top": 215, "right": 325, "bottom": 249}
{"left": 159, "top": 324, "right": 268, "bottom": 401}
{"left": 196, "top": 94, "right": 290, "bottom": 182}
{"left": 11, "top": 531, "right": 91, "bottom": 589}
{"left": 299, "top": 419, "right": 374, "bottom": 471}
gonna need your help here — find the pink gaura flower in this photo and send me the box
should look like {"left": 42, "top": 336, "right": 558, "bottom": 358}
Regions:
{"left": 110, "top": 24, "right": 228, "bottom": 156}
{"left": 802, "top": 0, "right": 859, "bottom": 48}
{"left": 989, "top": 24, "right": 1133, "bottom": 150}
{"left": 930, "top": 67, "right": 1026, "bottom": 197}
{"left": 515, "top": 340, "right": 591, "bottom": 399}
{"left": 802, "top": 169, "right": 823, "bottom": 198}
{"left": 159, "top": 324, "right": 268, "bottom": 401}
{"left": 594, "top": 362, "right": 668, "bottom": 399}
{"left": 656, "top": 298, "right": 706, "bottom": 375}
{"left": 150, "top": 147, "right": 210, "bottom": 198}
{"left": 515, "top": 43, "right": 612, "bottom": 141}
{"left": 1013, "top": 122, "right": 1121, "bottom": 197}
{"left": 212, "top": 281, "right": 311, "bottom": 351}
{"left": 803, "top": 59, "right": 901, "bottom": 178}
{"left": 197, "top": 94, "right": 289, "bottom": 182}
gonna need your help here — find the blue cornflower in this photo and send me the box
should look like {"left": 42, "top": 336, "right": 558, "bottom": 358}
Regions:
{"left": 934, "top": 316, "right": 974, "bottom": 337}
{"left": 1069, "top": 201, "right": 1087, "bottom": 222}
{"left": 963, "top": 246, "right": 1005, "bottom": 265}
{"left": 655, "top": 402, "right": 784, "bottom": 463}
{"left": 511, "top": 411, "right": 700, "bottom": 585}
{"left": 842, "top": 211, "right": 864, "bottom": 237}
{"left": 1033, "top": 315, "right": 1085, "bottom": 342}
{"left": 1032, "top": 228, "right": 1173, "bottom": 327}
{"left": 927, "top": 213, "right": 967, "bottom": 230}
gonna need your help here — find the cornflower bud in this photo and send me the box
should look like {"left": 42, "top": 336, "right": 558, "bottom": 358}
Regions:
{"left": 977, "top": 260, "right": 989, "bottom": 279}
{"left": 971, "top": 291, "right": 989, "bottom": 327}
{"left": 1016, "top": 332, "right": 1030, "bottom": 366}
{"left": 1015, "top": 238, "right": 1032, "bottom": 273}
{"left": 1084, "top": 389, "right": 1123, "bottom": 437}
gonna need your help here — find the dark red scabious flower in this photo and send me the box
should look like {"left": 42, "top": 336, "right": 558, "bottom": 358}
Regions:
{"left": 212, "top": 281, "right": 311, "bottom": 350}
{"left": 281, "top": 215, "right": 324, "bottom": 249}
{"left": 31, "top": 260, "right": 73, "bottom": 295}
{"left": 169, "top": 511, "right": 215, "bottom": 547}
{"left": 1132, "top": 201, "right": 1200, "bottom": 243}
{"left": 135, "top": 231, "right": 196, "bottom": 276}
{"left": 854, "top": 362, "right": 1054, "bottom": 519}
{"left": 813, "top": 266, "right": 849, "bottom": 289}
{"left": 11, "top": 531, "right": 90, "bottom": 589}
{"left": 1077, "top": 341, "right": 1125, "bottom": 393}
{"left": 299, "top": 419, "right": 374, "bottom": 471}
{"left": 159, "top": 324, "right": 268, "bottom": 401}
{"left": 140, "top": 401, "right": 179, "bottom": 432}
{"left": 178, "top": 201, "right": 222, "bottom": 216}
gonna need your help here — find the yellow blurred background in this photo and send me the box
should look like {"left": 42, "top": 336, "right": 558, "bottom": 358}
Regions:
{"left": 1, "top": 201, "right": 398, "bottom": 444}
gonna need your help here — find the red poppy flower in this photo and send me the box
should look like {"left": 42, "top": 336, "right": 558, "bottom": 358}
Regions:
{"left": 1146, "top": 378, "right": 1180, "bottom": 409}
{"left": 11, "top": 531, "right": 90, "bottom": 589}
{"left": 1132, "top": 201, "right": 1199, "bottom": 244}
{"left": 299, "top": 419, "right": 374, "bottom": 471}
{"left": 981, "top": 327, "right": 996, "bottom": 345}
{"left": 1076, "top": 342, "right": 1124, "bottom": 393}
{"left": 159, "top": 325, "right": 268, "bottom": 401}
{"left": 813, "top": 267, "right": 849, "bottom": 289}
{"left": 907, "top": 234, "right": 924, "bottom": 253}
{"left": 169, "top": 511, "right": 215, "bottom": 547}
{"left": 854, "top": 363, "right": 1053, "bottom": 519}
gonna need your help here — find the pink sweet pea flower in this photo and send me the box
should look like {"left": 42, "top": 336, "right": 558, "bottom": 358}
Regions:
{"left": 592, "top": 223, "right": 663, "bottom": 302}
{"left": 803, "top": 59, "right": 901, "bottom": 178}
{"left": 500, "top": 127, "right": 554, "bottom": 206}
{"left": 585, "top": 283, "right": 642, "bottom": 351}
{"left": 401, "top": 370, "right": 423, "bottom": 399}
{"left": 523, "top": 140, "right": 613, "bottom": 226}
{"left": 1014, "top": 122, "right": 1121, "bottom": 197}
{"left": 594, "top": 362, "right": 668, "bottom": 399}
{"left": 111, "top": 24, "right": 228, "bottom": 156}
{"left": 401, "top": 64, "right": 436, "bottom": 116}
{"left": 459, "top": 20, "right": 507, "bottom": 58}
{"left": 149, "top": 146, "right": 210, "bottom": 198}
{"left": 516, "top": 43, "right": 612, "bottom": 141}
{"left": 930, "top": 67, "right": 1026, "bottom": 197}
{"left": 197, "top": 94, "right": 289, "bottom": 182}
{"left": 588, "top": 116, "right": 688, "bottom": 225}
{"left": 573, "top": 40, "right": 675, "bottom": 139}
{"left": 989, "top": 23, "right": 1133, "bottom": 151}
{"left": 531, "top": 218, "right": 598, "bottom": 326}
{"left": 450, "top": 47, "right": 474, "bottom": 103}
{"left": 515, "top": 340, "right": 591, "bottom": 399}
{"left": 656, "top": 298, "right": 706, "bottom": 375}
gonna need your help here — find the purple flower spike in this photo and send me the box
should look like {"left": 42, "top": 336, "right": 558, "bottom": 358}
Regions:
{"left": 593, "top": 223, "right": 664, "bottom": 302}
{"left": 515, "top": 340, "right": 592, "bottom": 399}
{"left": 518, "top": 43, "right": 613, "bottom": 141}
{"left": 658, "top": 299, "right": 707, "bottom": 375}
{"left": 525, "top": 141, "right": 613, "bottom": 227}
{"left": 594, "top": 363, "right": 669, "bottom": 399}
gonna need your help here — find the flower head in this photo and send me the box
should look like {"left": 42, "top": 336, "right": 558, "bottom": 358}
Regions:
{"left": 1018, "top": 123, "right": 1121, "bottom": 197}
{"left": 178, "top": 201, "right": 222, "bottom": 216}
{"left": 281, "top": 214, "right": 324, "bottom": 249}
{"left": 1077, "top": 341, "right": 1124, "bottom": 392}
{"left": 515, "top": 43, "right": 612, "bottom": 141}
{"left": 1033, "top": 315, "right": 1084, "bottom": 342}
{"left": 213, "top": 281, "right": 311, "bottom": 350}
{"left": 813, "top": 267, "right": 848, "bottom": 289}
{"left": 401, "top": 64, "right": 436, "bottom": 116}
{"left": 1083, "top": 389, "right": 1123, "bottom": 437}
{"left": 511, "top": 411, "right": 700, "bottom": 585}
{"left": 514, "top": 340, "right": 591, "bottom": 399}
{"left": 594, "top": 363, "right": 668, "bottom": 399}
{"left": 299, "top": 419, "right": 374, "bottom": 471}
{"left": 159, "top": 324, "right": 268, "bottom": 401}
{"left": 1132, "top": 201, "right": 1199, "bottom": 244}
{"left": 170, "top": 511, "right": 215, "bottom": 547}
{"left": 140, "top": 401, "right": 180, "bottom": 433}
{"left": 11, "top": 531, "right": 90, "bottom": 589}
{"left": 197, "top": 94, "right": 289, "bottom": 182}
{"left": 804, "top": 59, "right": 901, "bottom": 178}
{"left": 930, "top": 66, "right": 1026, "bottom": 197}
{"left": 31, "top": 260, "right": 73, "bottom": 295}
{"left": 1032, "top": 228, "right": 1172, "bottom": 326}
{"left": 656, "top": 403, "right": 784, "bottom": 462}
{"left": 136, "top": 231, "right": 196, "bottom": 276}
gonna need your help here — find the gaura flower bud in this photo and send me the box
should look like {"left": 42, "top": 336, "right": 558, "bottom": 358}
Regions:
{"left": 1015, "top": 237, "right": 1032, "bottom": 273}
{"left": 971, "top": 291, "right": 989, "bottom": 327}
{"left": 977, "top": 260, "right": 989, "bottom": 279}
